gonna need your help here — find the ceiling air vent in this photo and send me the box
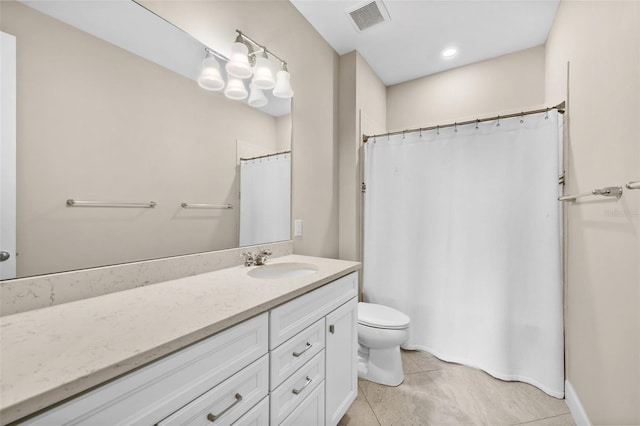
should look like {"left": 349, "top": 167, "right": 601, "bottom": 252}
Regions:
{"left": 346, "top": 0, "right": 391, "bottom": 32}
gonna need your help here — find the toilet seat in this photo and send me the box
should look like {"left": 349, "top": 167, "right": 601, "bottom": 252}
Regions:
{"left": 358, "top": 302, "right": 410, "bottom": 330}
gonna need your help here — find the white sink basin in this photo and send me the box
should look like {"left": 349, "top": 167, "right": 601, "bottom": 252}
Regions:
{"left": 248, "top": 262, "right": 319, "bottom": 279}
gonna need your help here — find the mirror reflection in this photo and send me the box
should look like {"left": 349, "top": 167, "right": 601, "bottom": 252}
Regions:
{"left": 0, "top": 0, "right": 292, "bottom": 280}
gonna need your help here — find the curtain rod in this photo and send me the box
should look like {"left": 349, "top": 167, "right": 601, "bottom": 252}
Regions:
{"left": 240, "top": 150, "right": 291, "bottom": 162}
{"left": 362, "top": 101, "right": 566, "bottom": 143}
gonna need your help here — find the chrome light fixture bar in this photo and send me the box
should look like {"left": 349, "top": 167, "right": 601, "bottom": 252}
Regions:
{"left": 196, "top": 29, "right": 293, "bottom": 106}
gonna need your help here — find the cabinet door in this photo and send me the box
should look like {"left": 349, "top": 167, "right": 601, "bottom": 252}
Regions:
{"left": 324, "top": 297, "right": 358, "bottom": 426}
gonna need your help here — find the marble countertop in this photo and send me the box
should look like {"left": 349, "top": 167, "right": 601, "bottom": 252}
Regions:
{"left": 0, "top": 254, "right": 360, "bottom": 424}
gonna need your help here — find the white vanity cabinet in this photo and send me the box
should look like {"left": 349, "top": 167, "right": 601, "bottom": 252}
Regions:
{"left": 16, "top": 271, "right": 359, "bottom": 426}
{"left": 269, "top": 271, "right": 358, "bottom": 426}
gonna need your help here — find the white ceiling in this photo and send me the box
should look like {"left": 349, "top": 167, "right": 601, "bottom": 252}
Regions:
{"left": 290, "top": 0, "right": 560, "bottom": 86}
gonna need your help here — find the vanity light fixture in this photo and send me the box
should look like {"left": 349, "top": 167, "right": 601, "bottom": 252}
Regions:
{"left": 252, "top": 51, "right": 276, "bottom": 90}
{"left": 224, "top": 76, "right": 249, "bottom": 100}
{"left": 196, "top": 30, "right": 293, "bottom": 107}
{"left": 197, "top": 49, "right": 225, "bottom": 91}
{"left": 226, "top": 34, "right": 253, "bottom": 79}
{"left": 248, "top": 83, "right": 268, "bottom": 107}
{"left": 273, "top": 63, "right": 294, "bottom": 98}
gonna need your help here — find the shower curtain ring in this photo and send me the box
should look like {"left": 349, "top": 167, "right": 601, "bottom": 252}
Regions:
{"left": 520, "top": 112, "right": 524, "bottom": 124}
{"left": 419, "top": 128, "right": 422, "bottom": 137}
{"left": 403, "top": 131, "right": 405, "bottom": 140}
{"left": 454, "top": 122, "right": 458, "bottom": 132}
{"left": 475, "top": 119, "right": 479, "bottom": 129}
{"left": 545, "top": 108, "right": 549, "bottom": 119}
{"left": 436, "top": 125, "right": 440, "bottom": 135}
{"left": 497, "top": 116, "right": 501, "bottom": 127}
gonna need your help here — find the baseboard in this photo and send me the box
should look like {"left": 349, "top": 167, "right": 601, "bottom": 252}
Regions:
{"left": 565, "top": 380, "right": 591, "bottom": 426}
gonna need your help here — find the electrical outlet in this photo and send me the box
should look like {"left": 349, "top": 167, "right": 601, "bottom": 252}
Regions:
{"left": 294, "top": 220, "right": 303, "bottom": 237}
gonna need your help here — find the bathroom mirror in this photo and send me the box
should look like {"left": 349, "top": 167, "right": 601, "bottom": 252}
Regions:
{"left": 0, "top": 0, "right": 292, "bottom": 279}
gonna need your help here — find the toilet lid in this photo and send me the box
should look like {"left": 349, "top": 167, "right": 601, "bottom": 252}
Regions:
{"left": 358, "top": 302, "right": 410, "bottom": 330}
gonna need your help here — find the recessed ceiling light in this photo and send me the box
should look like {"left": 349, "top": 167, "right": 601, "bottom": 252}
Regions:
{"left": 441, "top": 47, "right": 458, "bottom": 58}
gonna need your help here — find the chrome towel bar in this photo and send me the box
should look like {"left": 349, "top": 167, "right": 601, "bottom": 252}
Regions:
{"left": 626, "top": 181, "right": 640, "bottom": 190}
{"left": 66, "top": 199, "right": 156, "bottom": 208}
{"left": 180, "top": 203, "right": 233, "bottom": 209}
{"left": 558, "top": 186, "right": 623, "bottom": 202}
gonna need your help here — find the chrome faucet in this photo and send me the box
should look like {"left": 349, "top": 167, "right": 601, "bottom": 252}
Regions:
{"left": 242, "top": 249, "right": 272, "bottom": 267}
{"left": 241, "top": 252, "right": 255, "bottom": 267}
{"left": 254, "top": 249, "right": 272, "bottom": 266}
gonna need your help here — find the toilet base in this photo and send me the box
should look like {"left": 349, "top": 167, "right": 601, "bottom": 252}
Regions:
{"left": 357, "top": 345, "right": 404, "bottom": 386}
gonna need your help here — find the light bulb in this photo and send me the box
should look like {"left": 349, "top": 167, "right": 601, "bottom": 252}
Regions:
{"left": 224, "top": 77, "right": 248, "bottom": 100}
{"left": 226, "top": 41, "right": 252, "bottom": 79}
{"left": 248, "top": 84, "right": 268, "bottom": 108}
{"left": 273, "top": 70, "right": 294, "bottom": 98}
{"left": 441, "top": 47, "right": 458, "bottom": 58}
{"left": 197, "top": 54, "right": 224, "bottom": 91}
{"left": 252, "top": 55, "right": 275, "bottom": 90}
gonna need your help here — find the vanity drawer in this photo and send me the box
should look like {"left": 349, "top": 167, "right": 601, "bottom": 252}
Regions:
{"left": 232, "top": 396, "right": 269, "bottom": 426}
{"left": 269, "top": 271, "right": 358, "bottom": 349}
{"left": 21, "top": 313, "right": 268, "bottom": 426}
{"left": 157, "top": 355, "right": 268, "bottom": 426}
{"left": 270, "top": 318, "right": 325, "bottom": 390}
{"left": 270, "top": 351, "right": 325, "bottom": 425}
{"left": 280, "top": 381, "right": 325, "bottom": 426}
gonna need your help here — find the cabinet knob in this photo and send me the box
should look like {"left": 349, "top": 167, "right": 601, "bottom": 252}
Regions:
{"left": 0, "top": 251, "right": 10, "bottom": 262}
{"left": 329, "top": 324, "right": 335, "bottom": 334}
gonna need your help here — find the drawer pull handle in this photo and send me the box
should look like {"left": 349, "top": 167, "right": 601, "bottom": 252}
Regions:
{"left": 292, "top": 376, "right": 312, "bottom": 395}
{"left": 206, "top": 393, "right": 242, "bottom": 422}
{"left": 292, "top": 342, "right": 312, "bottom": 357}
{"left": 329, "top": 324, "right": 335, "bottom": 334}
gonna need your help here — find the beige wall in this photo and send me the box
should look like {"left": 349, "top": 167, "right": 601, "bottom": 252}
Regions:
{"left": 387, "top": 46, "right": 546, "bottom": 131}
{"left": 1, "top": 1, "right": 282, "bottom": 277}
{"left": 141, "top": 1, "right": 340, "bottom": 259}
{"left": 338, "top": 51, "right": 386, "bottom": 262}
{"left": 545, "top": 1, "right": 640, "bottom": 424}
{"left": 338, "top": 52, "right": 358, "bottom": 262}
{"left": 276, "top": 114, "right": 292, "bottom": 153}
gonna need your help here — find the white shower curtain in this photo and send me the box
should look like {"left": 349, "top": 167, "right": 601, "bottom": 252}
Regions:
{"left": 363, "top": 111, "right": 564, "bottom": 397}
{"left": 239, "top": 152, "right": 291, "bottom": 246}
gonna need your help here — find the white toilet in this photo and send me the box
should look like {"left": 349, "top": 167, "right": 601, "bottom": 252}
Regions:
{"left": 357, "top": 302, "right": 410, "bottom": 386}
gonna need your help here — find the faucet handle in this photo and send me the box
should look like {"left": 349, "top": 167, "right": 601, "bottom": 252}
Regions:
{"left": 254, "top": 248, "right": 272, "bottom": 266}
{"left": 241, "top": 252, "right": 255, "bottom": 267}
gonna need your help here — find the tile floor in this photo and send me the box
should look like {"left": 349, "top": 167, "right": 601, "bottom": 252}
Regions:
{"left": 339, "top": 350, "right": 575, "bottom": 426}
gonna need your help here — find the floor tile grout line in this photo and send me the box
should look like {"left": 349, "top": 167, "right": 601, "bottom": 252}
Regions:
{"left": 401, "top": 354, "right": 421, "bottom": 374}
{"left": 406, "top": 368, "right": 445, "bottom": 375}
{"left": 358, "top": 381, "right": 384, "bottom": 426}
{"left": 510, "top": 412, "right": 575, "bottom": 426}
